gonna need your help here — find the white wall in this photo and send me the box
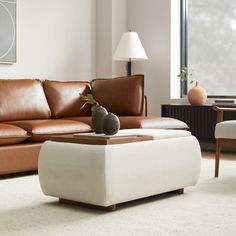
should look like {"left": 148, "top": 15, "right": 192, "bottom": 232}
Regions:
{"left": 96, "top": 0, "right": 127, "bottom": 77}
{"left": 171, "top": 0, "right": 181, "bottom": 99}
{"left": 96, "top": 0, "right": 112, "bottom": 78}
{"left": 111, "top": 0, "right": 127, "bottom": 77}
{"left": 0, "top": 0, "right": 96, "bottom": 81}
{"left": 128, "top": 0, "right": 172, "bottom": 116}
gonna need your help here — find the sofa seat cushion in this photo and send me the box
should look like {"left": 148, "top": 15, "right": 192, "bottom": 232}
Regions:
{"left": 0, "top": 124, "right": 30, "bottom": 145}
{"left": 66, "top": 116, "right": 188, "bottom": 130}
{"left": 0, "top": 79, "right": 51, "bottom": 121}
{"left": 7, "top": 120, "right": 91, "bottom": 141}
{"left": 118, "top": 116, "right": 189, "bottom": 129}
{"left": 91, "top": 75, "right": 144, "bottom": 116}
{"left": 43, "top": 80, "right": 91, "bottom": 118}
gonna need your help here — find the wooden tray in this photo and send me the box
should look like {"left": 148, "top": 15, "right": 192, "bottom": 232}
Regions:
{"left": 50, "top": 134, "right": 153, "bottom": 145}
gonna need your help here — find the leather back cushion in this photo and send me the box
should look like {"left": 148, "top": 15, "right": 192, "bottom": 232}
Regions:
{"left": 43, "top": 80, "right": 91, "bottom": 118}
{"left": 91, "top": 75, "right": 144, "bottom": 116}
{"left": 0, "top": 79, "right": 51, "bottom": 122}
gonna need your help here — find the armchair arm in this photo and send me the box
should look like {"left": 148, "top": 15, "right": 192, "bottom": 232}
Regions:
{"left": 213, "top": 106, "right": 236, "bottom": 123}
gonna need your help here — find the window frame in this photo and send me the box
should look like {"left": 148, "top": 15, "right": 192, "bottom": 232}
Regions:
{"left": 180, "top": 0, "right": 188, "bottom": 97}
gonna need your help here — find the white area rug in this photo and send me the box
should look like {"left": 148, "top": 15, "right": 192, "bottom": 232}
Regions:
{"left": 0, "top": 152, "right": 236, "bottom": 236}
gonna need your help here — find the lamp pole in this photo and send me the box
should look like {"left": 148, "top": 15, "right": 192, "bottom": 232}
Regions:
{"left": 127, "top": 58, "right": 132, "bottom": 76}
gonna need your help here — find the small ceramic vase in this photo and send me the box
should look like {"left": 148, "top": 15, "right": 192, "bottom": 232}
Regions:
{"left": 187, "top": 81, "right": 207, "bottom": 105}
{"left": 91, "top": 105, "right": 108, "bottom": 133}
{"left": 103, "top": 113, "right": 120, "bottom": 135}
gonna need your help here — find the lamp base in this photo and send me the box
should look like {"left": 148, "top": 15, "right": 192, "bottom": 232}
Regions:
{"left": 127, "top": 61, "right": 132, "bottom": 76}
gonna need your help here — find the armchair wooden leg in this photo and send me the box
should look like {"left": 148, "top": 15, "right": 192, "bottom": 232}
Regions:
{"left": 215, "top": 139, "right": 221, "bottom": 178}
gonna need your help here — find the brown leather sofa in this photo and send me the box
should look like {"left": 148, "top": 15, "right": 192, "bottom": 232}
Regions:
{"left": 0, "top": 75, "right": 188, "bottom": 175}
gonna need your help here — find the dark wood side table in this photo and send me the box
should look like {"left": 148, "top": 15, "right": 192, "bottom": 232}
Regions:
{"left": 162, "top": 104, "right": 236, "bottom": 143}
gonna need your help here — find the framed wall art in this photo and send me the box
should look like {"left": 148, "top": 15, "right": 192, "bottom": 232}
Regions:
{"left": 0, "top": 0, "right": 16, "bottom": 64}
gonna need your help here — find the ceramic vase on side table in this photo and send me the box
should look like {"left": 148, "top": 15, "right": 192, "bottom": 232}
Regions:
{"left": 187, "top": 81, "right": 207, "bottom": 105}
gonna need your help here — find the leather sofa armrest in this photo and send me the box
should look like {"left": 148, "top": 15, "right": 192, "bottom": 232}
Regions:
{"left": 144, "top": 95, "right": 148, "bottom": 116}
{"left": 142, "top": 95, "right": 148, "bottom": 116}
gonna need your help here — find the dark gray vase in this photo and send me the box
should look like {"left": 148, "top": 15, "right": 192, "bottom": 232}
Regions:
{"left": 91, "top": 105, "right": 108, "bottom": 134}
{"left": 103, "top": 113, "right": 120, "bottom": 135}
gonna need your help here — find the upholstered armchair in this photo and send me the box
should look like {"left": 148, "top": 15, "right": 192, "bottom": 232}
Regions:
{"left": 214, "top": 106, "right": 236, "bottom": 177}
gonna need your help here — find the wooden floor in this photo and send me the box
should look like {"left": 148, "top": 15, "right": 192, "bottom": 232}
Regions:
{"left": 202, "top": 151, "right": 236, "bottom": 161}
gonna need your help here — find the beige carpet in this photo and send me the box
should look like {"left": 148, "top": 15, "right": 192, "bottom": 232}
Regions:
{"left": 0, "top": 152, "right": 236, "bottom": 236}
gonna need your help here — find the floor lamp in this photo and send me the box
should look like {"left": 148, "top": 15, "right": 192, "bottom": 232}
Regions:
{"left": 113, "top": 32, "right": 148, "bottom": 76}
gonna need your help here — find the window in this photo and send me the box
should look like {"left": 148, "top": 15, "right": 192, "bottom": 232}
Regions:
{"left": 182, "top": 0, "right": 236, "bottom": 97}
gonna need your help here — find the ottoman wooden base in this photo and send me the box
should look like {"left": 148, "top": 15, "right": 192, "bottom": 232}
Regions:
{"left": 59, "top": 188, "right": 184, "bottom": 211}
{"left": 59, "top": 198, "right": 116, "bottom": 211}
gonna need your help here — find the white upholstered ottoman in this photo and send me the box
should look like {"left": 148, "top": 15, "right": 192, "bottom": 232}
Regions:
{"left": 38, "top": 129, "right": 201, "bottom": 210}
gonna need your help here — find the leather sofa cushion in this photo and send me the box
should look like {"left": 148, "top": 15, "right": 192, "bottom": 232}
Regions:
{"left": 43, "top": 80, "right": 91, "bottom": 118}
{"left": 0, "top": 79, "right": 51, "bottom": 122}
{"left": 67, "top": 116, "right": 188, "bottom": 130}
{"left": 118, "top": 116, "right": 189, "bottom": 129}
{"left": 91, "top": 75, "right": 144, "bottom": 116}
{"left": 8, "top": 120, "right": 91, "bottom": 141}
{"left": 0, "top": 124, "right": 30, "bottom": 145}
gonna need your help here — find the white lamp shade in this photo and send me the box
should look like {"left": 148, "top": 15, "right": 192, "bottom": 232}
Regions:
{"left": 113, "top": 32, "right": 148, "bottom": 61}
